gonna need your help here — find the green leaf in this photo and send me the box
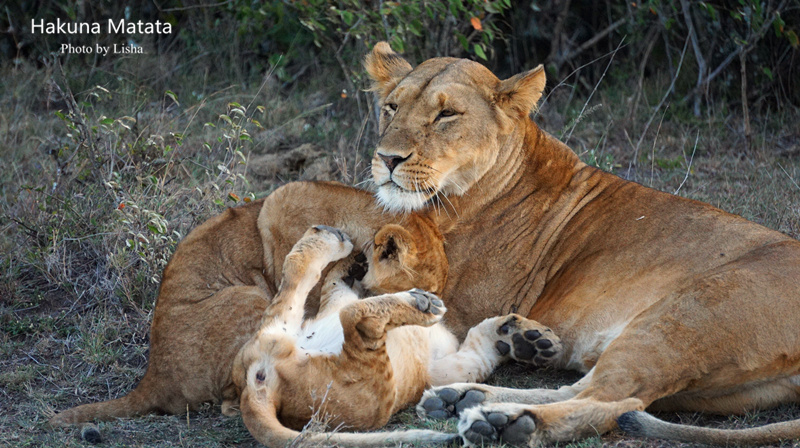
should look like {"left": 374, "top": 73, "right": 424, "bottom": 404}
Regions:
{"left": 474, "top": 43, "right": 487, "bottom": 60}
{"left": 165, "top": 90, "right": 179, "bottom": 106}
{"left": 761, "top": 66, "right": 773, "bottom": 80}
{"left": 100, "top": 117, "right": 114, "bottom": 126}
{"left": 773, "top": 12, "right": 785, "bottom": 37}
{"left": 341, "top": 10, "right": 354, "bottom": 26}
{"left": 457, "top": 33, "right": 469, "bottom": 51}
{"left": 786, "top": 30, "right": 799, "bottom": 48}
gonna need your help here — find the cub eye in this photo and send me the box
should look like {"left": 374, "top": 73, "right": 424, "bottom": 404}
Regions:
{"left": 436, "top": 109, "right": 457, "bottom": 120}
{"left": 385, "top": 103, "right": 398, "bottom": 112}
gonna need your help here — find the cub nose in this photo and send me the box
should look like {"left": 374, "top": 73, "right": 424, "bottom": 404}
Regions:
{"left": 378, "top": 153, "right": 411, "bottom": 174}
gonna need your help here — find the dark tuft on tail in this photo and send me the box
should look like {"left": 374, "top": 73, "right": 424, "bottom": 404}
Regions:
{"left": 80, "top": 424, "right": 102, "bottom": 444}
{"left": 617, "top": 411, "right": 646, "bottom": 436}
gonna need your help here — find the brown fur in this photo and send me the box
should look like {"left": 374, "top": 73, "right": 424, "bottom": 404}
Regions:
{"left": 362, "top": 43, "right": 800, "bottom": 446}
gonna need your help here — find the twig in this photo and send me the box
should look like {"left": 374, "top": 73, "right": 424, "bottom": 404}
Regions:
{"left": 740, "top": 49, "right": 752, "bottom": 153}
{"left": 675, "top": 131, "right": 699, "bottom": 195}
{"left": 565, "top": 18, "right": 626, "bottom": 61}
{"left": 537, "top": 43, "right": 631, "bottom": 116}
{"left": 547, "top": 0, "right": 573, "bottom": 65}
{"left": 627, "top": 26, "right": 659, "bottom": 122}
{"left": 649, "top": 106, "right": 668, "bottom": 187}
{"left": 680, "top": 1, "right": 786, "bottom": 105}
{"left": 153, "top": 0, "right": 232, "bottom": 12}
{"left": 679, "top": 0, "right": 707, "bottom": 117}
{"left": 778, "top": 164, "right": 800, "bottom": 191}
{"left": 627, "top": 37, "right": 690, "bottom": 178}
{"left": 564, "top": 38, "right": 625, "bottom": 144}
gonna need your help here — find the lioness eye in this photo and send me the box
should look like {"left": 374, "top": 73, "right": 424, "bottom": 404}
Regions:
{"left": 385, "top": 103, "right": 398, "bottom": 111}
{"left": 436, "top": 109, "right": 457, "bottom": 120}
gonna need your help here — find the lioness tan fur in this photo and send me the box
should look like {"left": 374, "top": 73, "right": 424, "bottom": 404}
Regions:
{"left": 359, "top": 43, "right": 800, "bottom": 446}
{"left": 234, "top": 224, "right": 561, "bottom": 446}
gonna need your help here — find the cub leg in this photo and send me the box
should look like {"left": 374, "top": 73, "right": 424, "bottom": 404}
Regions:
{"left": 321, "top": 289, "right": 445, "bottom": 427}
{"left": 339, "top": 289, "right": 445, "bottom": 351}
{"left": 421, "top": 315, "right": 565, "bottom": 420}
{"left": 261, "top": 225, "right": 352, "bottom": 331}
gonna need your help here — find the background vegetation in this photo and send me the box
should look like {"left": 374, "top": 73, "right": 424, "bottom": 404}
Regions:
{"left": 2, "top": 0, "right": 799, "bottom": 446}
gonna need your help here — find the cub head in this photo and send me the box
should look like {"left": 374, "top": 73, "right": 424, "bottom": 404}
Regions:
{"left": 365, "top": 41, "right": 547, "bottom": 213}
{"left": 361, "top": 216, "right": 448, "bottom": 296}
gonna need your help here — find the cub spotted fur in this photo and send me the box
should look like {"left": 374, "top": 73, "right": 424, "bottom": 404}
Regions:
{"left": 233, "top": 223, "right": 562, "bottom": 446}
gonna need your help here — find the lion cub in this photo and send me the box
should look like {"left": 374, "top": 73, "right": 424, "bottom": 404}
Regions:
{"left": 231, "top": 223, "right": 563, "bottom": 447}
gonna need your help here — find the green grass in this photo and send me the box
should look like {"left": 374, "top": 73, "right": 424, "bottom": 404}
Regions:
{"left": 1, "top": 53, "right": 800, "bottom": 448}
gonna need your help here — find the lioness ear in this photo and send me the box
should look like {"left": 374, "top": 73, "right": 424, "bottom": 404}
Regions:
{"left": 495, "top": 65, "right": 546, "bottom": 120}
{"left": 364, "top": 42, "right": 413, "bottom": 99}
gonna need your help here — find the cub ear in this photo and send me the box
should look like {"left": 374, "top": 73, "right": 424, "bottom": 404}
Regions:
{"left": 374, "top": 224, "right": 416, "bottom": 263}
{"left": 495, "top": 65, "right": 546, "bottom": 120}
{"left": 364, "top": 42, "right": 413, "bottom": 99}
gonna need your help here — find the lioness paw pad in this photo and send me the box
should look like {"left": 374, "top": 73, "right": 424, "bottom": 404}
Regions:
{"left": 461, "top": 410, "right": 536, "bottom": 447}
{"left": 418, "top": 387, "right": 487, "bottom": 420}
{"left": 496, "top": 315, "right": 562, "bottom": 368}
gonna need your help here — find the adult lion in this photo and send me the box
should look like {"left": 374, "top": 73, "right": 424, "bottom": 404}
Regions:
{"left": 360, "top": 42, "right": 800, "bottom": 446}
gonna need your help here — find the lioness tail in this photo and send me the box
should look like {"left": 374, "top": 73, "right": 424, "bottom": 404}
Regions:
{"left": 618, "top": 410, "right": 800, "bottom": 446}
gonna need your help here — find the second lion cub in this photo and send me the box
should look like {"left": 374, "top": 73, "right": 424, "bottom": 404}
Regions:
{"left": 232, "top": 221, "right": 563, "bottom": 446}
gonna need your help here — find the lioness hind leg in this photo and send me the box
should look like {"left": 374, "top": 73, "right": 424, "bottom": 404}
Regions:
{"left": 339, "top": 289, "right": 445, "bottom": 350}
{"left": 262, "top": 225, "right": 353, "bottom": 329}
{"left": 457, "top": 397, "right": 644, "bottom": 447}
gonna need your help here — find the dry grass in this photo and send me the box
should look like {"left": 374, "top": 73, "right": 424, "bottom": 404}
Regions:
{"left": 2, "top": 55, "right": 800, "bottom": 448}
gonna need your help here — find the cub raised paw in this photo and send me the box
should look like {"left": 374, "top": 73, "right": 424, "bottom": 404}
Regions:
{"left": 286, "top": 225, "right": 354, "bottom": 271}
{"left": 494, "top": 314, "right": 562, "bottom": 368}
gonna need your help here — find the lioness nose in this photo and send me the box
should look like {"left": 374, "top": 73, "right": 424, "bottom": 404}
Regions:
{"left": 378, "top": 153, "right": 410, "bottom": 174}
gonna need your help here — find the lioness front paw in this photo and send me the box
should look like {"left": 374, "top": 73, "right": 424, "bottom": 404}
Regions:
{"left": 459, "top": 403, "right": 538, "bottom": 447}
{"left": 495, "top": 315, "right": 562, "bottom": 368}
{"left": 417, "top": 384, "right": 492, "bottom": 420}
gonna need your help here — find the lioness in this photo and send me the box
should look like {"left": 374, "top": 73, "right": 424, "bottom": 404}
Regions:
{"left": 234, "top": 224, "right": 561, "bottom": 446}
{"left": 356, "top": 43, "right": 800, "bottom": 446}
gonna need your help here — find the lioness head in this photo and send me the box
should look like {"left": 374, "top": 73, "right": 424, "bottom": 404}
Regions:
{"left": 365, "top": 42, "right": 547, "bottom": 213}
{"left": 362, "top": 217, "right": 447, "bottom": 296}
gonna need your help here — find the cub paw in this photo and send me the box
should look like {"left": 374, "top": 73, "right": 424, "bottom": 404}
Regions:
{"left": 459, "top": 405, "right": 537, "bottom": 447}
{"left": 417, "top": 385, "right": 490, "bottom": 420}
{"left": 495, "top": 315, "right": 562, "bottom": 368}
{"left": 408, "top": 288, "right": 446, "bottom": 316}
{"left": 305, "top": 225, "right": 354, "bottom": 262}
